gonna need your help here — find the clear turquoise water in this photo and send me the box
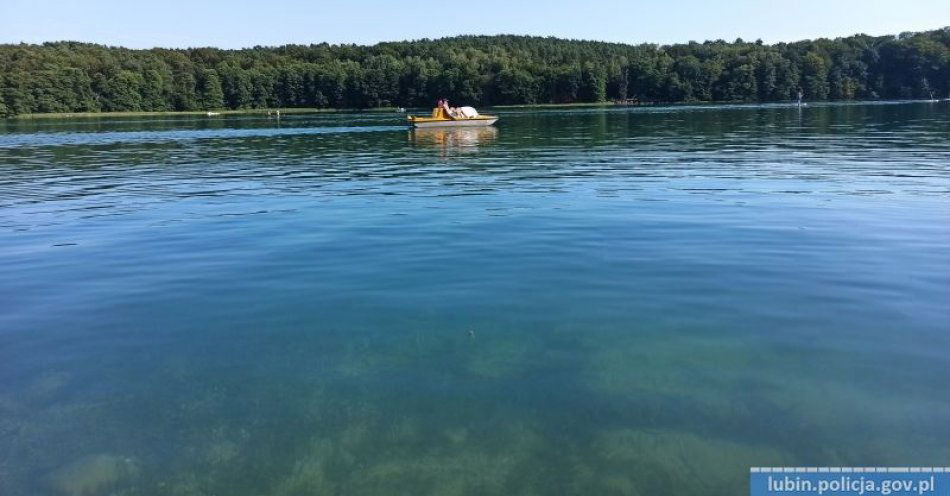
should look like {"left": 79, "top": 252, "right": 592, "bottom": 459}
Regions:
{"left": 1, "top": 102, "right": 949, "bottom": 495}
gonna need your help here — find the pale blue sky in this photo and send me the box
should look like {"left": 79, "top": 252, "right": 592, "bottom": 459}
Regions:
{"left": 2, "top": 0, "right": 948, "bottom": 48}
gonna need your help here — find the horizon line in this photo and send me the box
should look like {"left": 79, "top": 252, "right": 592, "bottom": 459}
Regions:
{"left": 2, "top": 26, "right": 948, "bottom": 52}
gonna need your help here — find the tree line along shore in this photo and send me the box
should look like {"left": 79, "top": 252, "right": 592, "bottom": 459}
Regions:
{"left": 1, "top": 29, "right": 948, "bottom": 118}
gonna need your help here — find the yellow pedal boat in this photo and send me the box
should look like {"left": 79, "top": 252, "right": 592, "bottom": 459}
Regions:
{"left": 408, "top": 107, "right": 498, "bottom": 128}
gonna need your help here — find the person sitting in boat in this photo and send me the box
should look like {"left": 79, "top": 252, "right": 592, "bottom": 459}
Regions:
{"left": 441, "top": 98, "right": 456, "bottom": 117}
{"left": 433, "top": 98, "right": 466, "bottom": 119}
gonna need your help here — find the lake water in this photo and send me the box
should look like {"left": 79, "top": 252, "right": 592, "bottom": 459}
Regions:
{"left": 1, "top": 102, "right": 949, "bottom": 495}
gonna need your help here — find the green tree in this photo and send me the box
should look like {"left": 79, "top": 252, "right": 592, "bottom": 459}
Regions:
{"left": 773, "top": 57, "right": 800, "bottom": 100}
{"left": 494, "top": 68, "right": 538, "bottom": 104}
{"left": 172, "top": 71, "right": 198, "bottom": 111}
{"left": 803, "top": 51, "right": 830, "bottom": 99}
{"left": 1, "top": 28, "right": 948, "bottom": 115}
{"left": 728, "top": 63, "right": 758, "bottom": 100}
{"left": 553, "top": 66, "right": 581, "bottom": 103}
{"left": 755, "top": 54, "right": 778, "bottom": 100}
{"left": 249, "top": 69, "right": 275, "bottom": 108}
{"left": 219, "top": 66, "right": 253, "bottom": 109}
{"left": 674, "top": 55, "right": 704, "bottom": 99}
{"left": 1, "top": 72, "right": 34, "bottom": 115}
{"left": 197, "top": 69, "right": 224, "bottom": 110}
{"left": 666, "top": 73, "right": 693, "bottom": 101}
{"left": 606, "top": 61, "right": 629, "bottom": 100}
{"left": 97, "top": 70, "right": 144, "bottom": 111}
{"left": 141, "top": 68, "right": 172, "bottom": 111}
{"left": 580, "top": 62, "right": 607, "bottom": 102}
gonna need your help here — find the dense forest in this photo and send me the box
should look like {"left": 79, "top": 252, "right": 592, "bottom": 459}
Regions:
{"left": 1, "top": 28, "right": 949, "bottom": 117}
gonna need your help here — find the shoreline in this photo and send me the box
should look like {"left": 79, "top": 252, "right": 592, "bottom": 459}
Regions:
{"left": 6, "top": 99, "right": 943, "bottom": 120}
{"left": 8, "top": 103, "right": 614, "bottom": 120}
{"left": 6, "top": 106, "right": 407, "bottom": 120}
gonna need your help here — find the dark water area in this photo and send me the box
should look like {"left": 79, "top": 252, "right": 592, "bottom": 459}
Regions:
{"left": 1, "top": 102, "right": 949, "bottom": 495}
